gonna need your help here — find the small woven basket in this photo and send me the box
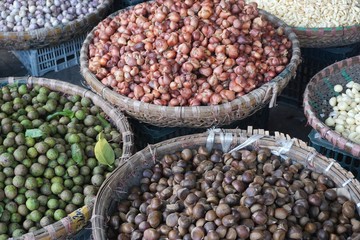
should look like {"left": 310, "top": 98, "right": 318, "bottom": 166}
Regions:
{"left": 293, "top": 25, "right": 360, "bottom": 48}
{"left": 80, "top": 5, "right": 301, "bottom": 128}
{"left": 0, "top": 76, "right": 134, "bottom": 240}
{"left": 91, "top": 127, "right": 360, "bottom": 240}
{"left": 303, "top": 55, "right": 360, "bottom": 158}
{"left": 0, "top": 0, "right": 113, "bottom": 50}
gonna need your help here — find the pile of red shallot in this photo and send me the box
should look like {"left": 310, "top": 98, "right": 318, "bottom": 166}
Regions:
{"left": 88, "top": 0, "right": 292, "bottom": 106}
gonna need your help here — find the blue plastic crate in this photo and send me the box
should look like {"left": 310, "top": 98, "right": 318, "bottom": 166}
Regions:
{"left": 278, "top": 43, "right": 360, "bottom": 107}
{"left": 12, "top": 35, "right": 85, "bottom": 77}
{"left": 308, "top": 130, "right": 359, "bottom": 179}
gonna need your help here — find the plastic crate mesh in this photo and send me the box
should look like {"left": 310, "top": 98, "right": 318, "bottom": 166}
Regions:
{"left": 279, "top": 43, "right": 360, "bottom": 107}
{"left": 12, "top": 35, "right": 85, "bottom": 77}
{"left": 308, "top": 130, "right": 359, "bottom": 179}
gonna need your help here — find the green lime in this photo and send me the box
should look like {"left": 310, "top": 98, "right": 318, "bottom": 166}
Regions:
{"left": 44, "top": 168, "right": 55, "bottom": 179}
{"left": 75, "top": 110, "right": 86, "bottom": 121}
{"left": 45, "top": 209, "right": 55, "bottom": 218}
{"left": 72, "top": 193, "right": 84, "bottom": 206}
{"left": 22, "top": 219, "right": 34, "bottom": 230}
{"left": 73, "top": 175, "right": 84, "bottom": 186}
{"left": 26, "top": 198, "right": 40, "bottom": 211}
{"left": 64, "top": 179, "right": 74, "bottom": 189}
{"left": 4, "top": 185, "right": 17, "bottom": 199}
{"left": 25, "top": 190, "right": 39, "bottom": 199}
{"left": 27, "top": 147, "right": 38, "bottom": 159}
{"left": 54, "top": 209, "right": 66, "bottom": 221}
{"left": 5, "top": 201, "right": 18, "bottom": 214}
{"left": 68, "top": 133, "right": 81, "bottom": 144}
{"left": 12, "top": 175, "right": 25, "bottom": 188}
{"left": 51, "top": 182, "right": 64, "bottom": 195}
{"left": 40, "top": 183, "right": 52, "bottom": 196}
{"left": 46, "top": 148, "right": 59, "bottom": 161}
{"left": 29, "top": 210, "right": 42, "bottom": 222}
{"left": 30, "top": 163, "right": 45, "bottom": 177}
{"left": 18, "top": 204, "right": 29, "bottom": 216}
{"left": 67, "top": 165, "right": 79, "bottom": 178}
{"left": 54, "top": 165, "right": 66, "bottom": 177}
{"left": 12, "top": 228, "right": 26, "bottom": 237}
{"left": 59, "top": 190, "right": 73, "bottom": 203}
{"left": 14, "top": 194, "right": 26, "bottom": 205}
{"left": 10, "top": 213, "right": 22, "bottom": 223}
{"left": 37, "top": 195, "right": 48, "bottom": 206}
{"left": 40, "top": 216, "right": 54, "bottom": 228}
{"left": 25, "top": 177, "right": 38, "bottom": 190}
{"left": 22, "top": 158, "right": 32, "bottom": 168}
{"left": 47, "top": 198, "right": 59, "bottom": 209}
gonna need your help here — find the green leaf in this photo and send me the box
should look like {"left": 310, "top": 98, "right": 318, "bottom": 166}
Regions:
{"left": 95, "top": 132, "right": 115, "bottom": 166}
{"left": 0, "top": 205, "right": 3, "bottom": 218}
{"left": 97, "top": 114, "right": 110, "bottom": 128}
{"left": 46, "top": 109, "right": 75, "bottom": 121}
{"left": 25, "top": 129, "right": 44, "bottom": 138}
{"left": 71, "top": 143, "right": 85, "bottom": 165}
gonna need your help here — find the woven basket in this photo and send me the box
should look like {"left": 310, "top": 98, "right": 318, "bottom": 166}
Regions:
{"left": 0, "top": 76, "right": 134, "bottom": 240}
{"left": 80, "top": 5, "right": 301, "bottom": 128}
{"left": 293, "top": 25, "right": 360, "bottom": 48}
{"left": 0, "top": 0, "right": 113, "bottom": 50}
{"left": 303, "top": 55, "right": 360, "bottom": 158}
{"left": 91, "top": 127, "right": 360, "bottom": 240}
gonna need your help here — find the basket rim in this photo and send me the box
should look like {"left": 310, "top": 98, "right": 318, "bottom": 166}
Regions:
{"left": 303, "top": 55, "right": 360, "bottom": 157}
{"left": 91, "top": 127, "right": 360, "bottom": 240}
{"left": 0, "top": 76, "right": 134, "bottom": 240}
{"left": 0, "top": 0, "right": 113, "bottom": 49}
{"left": 80, "top": 5, "right": 301, "bottom": 127}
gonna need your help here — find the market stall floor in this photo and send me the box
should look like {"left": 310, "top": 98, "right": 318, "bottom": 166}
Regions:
{"left": 0, "top": 49, "right": 312, "bottom": 143}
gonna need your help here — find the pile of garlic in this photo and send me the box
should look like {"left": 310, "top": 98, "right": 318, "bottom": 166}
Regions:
{"left": 325, "top": 81, "right": 360, "bottom": 144}
{"left": 247, "top": 0, "right": 360, "bottom": 28}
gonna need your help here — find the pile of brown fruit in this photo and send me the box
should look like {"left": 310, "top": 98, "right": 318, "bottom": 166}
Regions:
{"left": 88, "top": 0, "right": 292, "bottom": 106}
{"left": 108, "top": 147, "right": 360, "bottom": 240}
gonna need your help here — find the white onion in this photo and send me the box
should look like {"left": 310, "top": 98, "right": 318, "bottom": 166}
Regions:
{"left": 0, "top": 0, "right": 105, "bottom": 32}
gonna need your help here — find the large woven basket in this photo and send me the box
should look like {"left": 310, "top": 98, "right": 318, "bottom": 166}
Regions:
{"left": 0, "top": 76, "right": 133, "bottom": 240}
{"left": 293, "top": 25, "right": 360, "bottom": 48}
{"left": 0, "top": 0, "right": 113, "bottom": 50}
{"left": 80, "top": 5, "right": 301, "bottom": 128}
{"left": 304, "top": 55, "right": 360, "bottom": 158}
{"left": 91, "top": 127, "right": 360, "bottom": 239}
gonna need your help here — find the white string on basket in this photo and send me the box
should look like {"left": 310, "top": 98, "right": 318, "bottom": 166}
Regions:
{"left": 306, "top": 151, "right": 317, "bottom": 168}
{"left": 220, "top": 131, "right": 234, "bottom": 153}
{"left": 342, "top": 179, "right": 352, "bottom": 187}
{"left": 271, "top": 139, "right": 294, "bottom": 158}
{"left": 206, "top": 127, "right": 222, "bottom": 152}
{"left": 228, "top": 134, "right": 264, "bottom": 153}
{"left": 325, "top": 161, "right": 335, "bottom": 172}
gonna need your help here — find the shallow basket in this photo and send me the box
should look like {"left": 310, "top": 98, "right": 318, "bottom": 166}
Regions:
{"left": 293, "top": 25, "right": 360, "bottom": 48}
{"left": 0, "top": 0, "right": 113, "bottom": 50}
{"left": 80, "top": 5, "right": 301, "bottom": 128}
{"left": 303, "top": 55, "right": 360, "bottom": 158}
{"left": 91, "top": 127, "right": 360, "bottom": 239}
{"left": 0, "top": 76, "right": 133, "bottom": 240}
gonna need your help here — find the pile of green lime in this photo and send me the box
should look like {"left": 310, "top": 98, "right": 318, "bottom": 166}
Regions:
{"left": 0, "top": 84, "right": 123, "bottom": 238}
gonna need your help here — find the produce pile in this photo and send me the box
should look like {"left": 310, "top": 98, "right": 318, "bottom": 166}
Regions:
{"left": 247, "top": 0, "right": 360, "bottom": 28}
{"left": 108, "top": 146, "right": 360, "bottom": 239}
{"left": 325, "top": 81, "right": 360, "bottom": 144}
{"left": 0, "top": 0, "right": 105, "bottom": 32}
{"left": 0, "top": 84, "right": 123, "bottom": 238}
{"left": 88, "top": 0, "right": 292, "bottom": 106}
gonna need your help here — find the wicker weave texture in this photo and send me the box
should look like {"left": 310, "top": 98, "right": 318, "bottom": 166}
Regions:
{"left": 0, "top": 0, "right": 113, "bottom": 50}
{"left": 80, "top": 6, "right": 301, "bottom": 128}
{"left": 91, "top": 127, "right": 360, "bottom": 240}
{"left": 304, "top": 56, "right": 360, "bottom": 158}
{"left": 293, "top": 25, "right": 360, "bottom": 48}
{"left": 0, "top": 76, "right": 134, "bottom": 240}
